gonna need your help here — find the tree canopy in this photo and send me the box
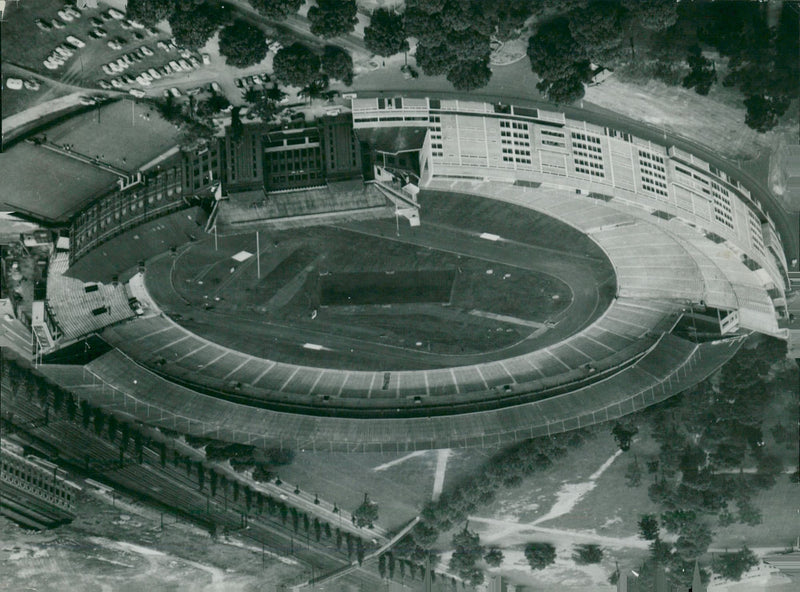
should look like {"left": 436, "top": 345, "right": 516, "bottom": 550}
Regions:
{"left": 272, "top": 43, "right": 321, "bottom": 87}
{"left": 308, "top": 0, "right": 358, "bottom": 38}
{"left": 126, "top": 0, "right": 174, "bottom": 26}
{"left": 247, "top": 0, "right": 302, "bottom": 20}
{"left": 168, "top": 2, "right": 222, "bottom": 49}
{"left": 218, "top": 20, "right": 268, "bottom": 68}
{"left": 353, "top": 493, "right": 379, "bottom": 528}
{"left": 321, "top": 45, "right": 354, "bottom": 85}
{"left": 712, "top": 546, "right": 759, "bottom": 581}
{"left": 364, "top": 8, "right": 408, "bottom": 57}
{"left": 449, "top": 525, "right": 484, "bottom": 586}
{"left": 525, "top": 542, "right": 556, "bottom": 570}
{"left": 527, "top": 17, "right": 592, "bottom": 103}
{"left": 446, "top": 58, "right": 492, "bottom": 92}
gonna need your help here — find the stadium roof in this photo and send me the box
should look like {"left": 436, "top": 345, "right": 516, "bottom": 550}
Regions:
{"left": 0, "top": 142, "right": 118, "bottom": 223}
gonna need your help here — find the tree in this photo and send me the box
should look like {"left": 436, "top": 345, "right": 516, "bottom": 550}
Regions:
{"left": 291, "top": 507, "right": 299, "bottom": 532}
{"left": 336, "top": 528, "right": 342, "bottom": 550}
{"left": 314, "top": 517, "right": 322, "bottom": 542}
{"left": 744, "top": 94, "right": 790, "bottom": 133}
{"left": 66, "top": 393, "right": 76, "bottom": 421}
{"left": 272, "top": 43, "right": 321, "bottom": 87}
{"left": 120, "top": 421, "right": 131, "bottom": 451}
{"left": 675, "top": 520, "right": 712, "bottom": 561}
{"left": 527, "top": 17, "right": 592, "bottom": 104}
{"left": 753, "top": 452, "right": 783, "bottom": 489}
{"left": 484, "top": 547, "right": 504, "bottom": 567}
{"left": 106, "top": 414, "right": 118, "bottom": 443}
{"left": 80, "top": 400, "right": 91, "bottom": 429}
{"left": 387, "top": 551, "right": 396, "bottom": 578}
{"left": 624, "top": 0, "right": 677, "bottom": 32}
{"left": 356, "top": 537, "right": 365, "bottom": 565}
{"left": 446, "top": 58, "right": 492, "bottom": 92}
{"left": 126, "top": 0, "right": 174, "bottom": 26}
{"left": 218, "top": 20, "right": 268, "bottom": 68}
{"left": 308, "top": 0, "right": 358, "bottom": 38}
{"left": 712, "top": 545, "right": 758, "bottom": 581}
{"left": 682, "top": 45, "right": 716, "bottom": 96}
{"left": 353, "top": 493, "right": 379, "bottom": 528}
{"left": 379, "top": 554, "right": 387, "bottom": 578}
{"left": 612, "top": 421, "right": 639, "bottom": 451}
{"left": 568, "top": 0, "right": 629, "bottom": 63}
{"left": 198, "top": 462, "right": 205, "bottom": 490}
{"left": 449, "top": 524, "right": 484, "bottom": 580}
{"left": 93, "top": 407, "right": 106, "bottom": 436}
{"left": 168, "top": 2, "right": 221, "bottom": 50}
{"left": 248, "top": 0, "right": 302, "bottom": 19}
{"left": 346, "top": 532, "right": 354, "bottom": 558}
{"left": 303, "top": 512, "right": 310, "bottom": 535}
{"left": 524, "top": 542, "right": 556, "bottom": 570}
{"left": 321, "top": 45, "right": 353, "bottom": 85}
{"left": 415, "top": 43, "right": 456, "bottom": 77}
{"left": 625, "top": 456, "right": 643, "bottom": 487}
{"left": 364, "top": 8, "right": 408, "bottom": 57}
{"left": 638, "top": 514, "right": 660, "bottom": 541}
{"left": 572, "top": 543, "right": 603, "bottom": 564}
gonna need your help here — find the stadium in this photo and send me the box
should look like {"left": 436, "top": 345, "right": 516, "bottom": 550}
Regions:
{"left": 5, "top": 96, "right": 792, "bottom": 452}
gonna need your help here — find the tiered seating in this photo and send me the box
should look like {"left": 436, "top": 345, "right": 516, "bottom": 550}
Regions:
{"left": 46, "top": 253, "right": 134, "bottom": 341}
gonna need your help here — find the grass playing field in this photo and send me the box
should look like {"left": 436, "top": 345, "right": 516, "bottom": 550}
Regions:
{"left": 162, "top": 221, "right": 576, "bottom": 361}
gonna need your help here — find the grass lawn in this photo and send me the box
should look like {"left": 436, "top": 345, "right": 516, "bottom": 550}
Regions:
{"left": 270, "top": 450, "right": 440, "bottom": 532}
{"left": 544, "top": 429, "right": 662, "bottom": 538}
{"left": 168, "top": 225, "right": 572, "bottom": 358}
{"left": 473, "top": 430, "right": 625, "bottom": 527}
{"left": 44, "top": 98, "right": 180, "bottom": 171}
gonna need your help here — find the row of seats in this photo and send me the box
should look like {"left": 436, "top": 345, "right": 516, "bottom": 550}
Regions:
{"left": 46, "top": 252, "right": 134, "bottom": 341}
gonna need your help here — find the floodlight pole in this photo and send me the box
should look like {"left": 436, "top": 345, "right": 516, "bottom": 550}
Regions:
{"left": 256, "top": 231, "right": 260, "bottom": 279}
{"left": 214, "top": 225, "right": 218, "bottom": 251}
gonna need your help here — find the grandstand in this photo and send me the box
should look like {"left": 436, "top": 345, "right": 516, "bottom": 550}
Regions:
{"left": 24, "top": 96, "right": 792, "bottom": 449}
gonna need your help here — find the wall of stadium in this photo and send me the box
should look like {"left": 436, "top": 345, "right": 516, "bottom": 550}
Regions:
{"left": 352, "top": 97, "right": 789, "bottom": 336}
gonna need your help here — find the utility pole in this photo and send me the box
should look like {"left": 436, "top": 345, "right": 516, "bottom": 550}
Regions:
{"left": 256, "top": 231, "right": 260, "bottom": 279}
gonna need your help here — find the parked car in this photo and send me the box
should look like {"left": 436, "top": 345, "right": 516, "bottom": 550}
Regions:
{"left": 57, "top": 10, "right": 74, "bottom": 22}
{"left": 210, "top": 81, "right": 222, "bottom": 94}
{"left": 102, "top": 64, "right": 115, "bottom": 75}
{"left": 129, "top": 88, "right": 146, "bottom": 98}
{"left": 24, "top": 79, "right": 41, "bottom": 91}
{"left": 66, "top": 35, "right": 85, "bottom": 49}
{"left": 110, "top": 79, "right": 123, "bottom": 88}
{"left": 35, "top": 18, "right": 52, "bottom": 31}
{"left": 43, "top": 59, "right": 60, "bottom": 70}
{"left": 120, "top": 20, "right": 132, "bottom": 30}
{"left": 202, "top": 54, "right": 211, "bottom": 65}
{"left": 79, "top": 96, "right": 96, "bottom": 105}
{"left": 107, "top": 40, "right": 122, "bottom": 50}
{"left": 169, "top": 87, "right": 182, "bottom": 98}
{"left": 133, "top": 31, "right": 146, "bottom": 41}
{"left": 90, "top": 16, "right": 104, "bottom": 26}
{"left": 146, "top": 26, "right": 159, "bottom": 37}
{"left": 147, "top": 68, "right": 161, "bottom": 80}
{"left": 157, "top": 41, "right": 170, "bottom": 52}
{"left": 189, "top": 56, "right": 200, "bottom": 68}
{"left": 50, "top": 18, "right": 65, "bottom": 29}
{"left": 177, "top": 59, "right": 191, "bottom": 70}
{"left": 140, "top": 46, "right": 154, "bottom": 57}
{"left": 98, "top": 80, "right": 112, "bottom": 89}
{"left": 179, "top": 49, "right": 192, "bottom": 59}
{"left": 128, "top": 19, "right": 145, "bottom": 29}
{"left": 168, "top": 60, "right": 182, "bottom": 72}
{"left": 136, "top": 76, "right": 152, "bottom": 87}
{"left": 6, "top": 78, "right": 23, "bottom": 90}
{"left": 234, "top": 77, "right": 244, "bottom": 88}
{"left": 140, "top": 72, "right": 153, "bottom": 82}
{"left": 161, "top": 64, "right": 173, "bottom": 75}
{"left": 64, "top": 6, "right": 81, "bottom": 19}
{"left": 89, "top": 28, "right": 107, "bottom": 39}
{"left": 107, "top": 8, "right": 124, "bottom": 20}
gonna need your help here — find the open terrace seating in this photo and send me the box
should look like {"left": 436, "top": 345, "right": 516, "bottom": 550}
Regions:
{"left": 46, "top": 253, "right": 134, "bottom": 341}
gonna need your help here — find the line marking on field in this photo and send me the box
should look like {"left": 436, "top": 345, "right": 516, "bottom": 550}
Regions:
{"left": 449, "top": 369, "right": 461, "bottom": 394}
{"left": 498, "top": 360, "right": 516, "bottom": 383}
{"left": 222, "top": 357, "right": 252, "bottom": 380}
{"left": 250, "top": 361, "right": 277, "bottom": 386}
{"left": 280, "top": 366, "right": 300, "bottom": 390}
{"left": 198, "top": 350, "right": 228, "bottom": 370}
{"left": 373, "top": 450, "right": 428, "bottom": 472}
{"left": 302, "top": 343, "right": 330, "bottom": 351}
{"left": 152, "top": 335, "right": 191, "bottom": 354}
{"left": 309, "top": 370, "right": 324, "bottom": 394}
{"left": 475, "top": 365, "right": 489, "bottom": 389}
{"left": 583, "top": 333, "right": 617, "bottom": 352}
{"left": 424, "top": 371, "right": 430, "bottom": 396}
{"left": 469, "top": 309, "right": 546, "bottom": 329}
{"left": 130, "top": 325, "right": 173, "bottom": 342}
{"left": 173, "top": 343, "right": 208, "bottom": 363}
{"left": 432, "top": 449, "right": 451, "bottom": 501}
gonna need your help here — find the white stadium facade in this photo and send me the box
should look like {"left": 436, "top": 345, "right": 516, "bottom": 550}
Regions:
{"left": 20, "top": 96, "right": 794, "bottom": 451}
